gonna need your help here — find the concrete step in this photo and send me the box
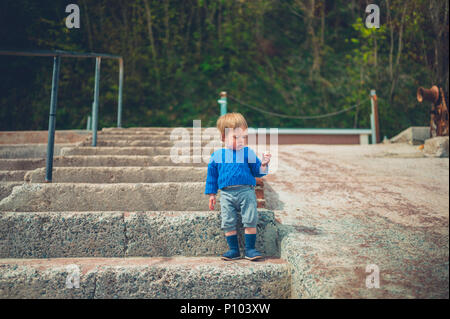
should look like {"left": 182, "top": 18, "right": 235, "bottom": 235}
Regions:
{"left": 98, "top": 130, "right": 217, "bottom": 136}
{"left": 102, "top": 127, "right": 216, "bottom": 132}
{"left": 99, "top": 131, "right": 175, "bottom": 136}
{"left": 0, "top": 256, "right": 291, "bottom": 298}
{"left": 60, "top": 146, "right": 210, "bottom": 156}
{"left": 0, "top": 155, "right": 207, "bottom": 170}
{"left": 0, "top": 210, "right": 279, "bottom": 258}
{"left": 0, "top": 182, "right": 25, "bottom": 201}
{"left": 25, "top": 167, "right": 207, "bottom": 183}
{"left": 80, "top": 140, "right": 222, "bottom": 147}
{"left": 0, "top": 170, "right": 27, "bottom": 182}
{"left": 0, "top": 182, "right": 209, "bottom": 212}
{"left": 0, "top": 144, "right": 70, "bottom": 159}
{"left": 87, "top": 135, "right": 218, "bottom": 142}
{"left": 0, "top": 158, "right": 45, "bottom": 170}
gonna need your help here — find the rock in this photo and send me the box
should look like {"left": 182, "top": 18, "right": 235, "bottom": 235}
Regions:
{"left": 390, "top": 127, "right": 430, "bottom": 145}
{"left": 423, "top": 136, "right": 449, "bottom": 157}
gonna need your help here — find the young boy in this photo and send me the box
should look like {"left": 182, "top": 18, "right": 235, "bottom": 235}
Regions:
{"left": 205, "top": 112, "right": 271, "bottom": 261}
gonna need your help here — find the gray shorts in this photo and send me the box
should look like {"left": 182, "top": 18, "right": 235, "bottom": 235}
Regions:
{"left": 219, "top": 185, "right": 258, "bottom": 232}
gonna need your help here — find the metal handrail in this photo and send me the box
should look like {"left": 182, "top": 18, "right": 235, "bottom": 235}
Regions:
{"left": 0, "top": 49, "right": 124, "bottom": 182}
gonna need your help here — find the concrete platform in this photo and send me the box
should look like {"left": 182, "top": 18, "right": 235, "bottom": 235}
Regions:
{"left": 0, "top": 256, "right": 291, "bottom": 298}
{"left": 0, "top": 210, "right": 279, "bottom": 258}
{"left": 264, "top": 143, "right": 448, "bottom": 298}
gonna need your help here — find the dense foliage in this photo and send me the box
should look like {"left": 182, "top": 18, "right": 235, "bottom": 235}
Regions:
{"left": 0, "top": 0, "right": 448, "bottom": 139}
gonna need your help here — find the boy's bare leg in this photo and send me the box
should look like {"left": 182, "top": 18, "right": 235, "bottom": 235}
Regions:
{"left": 244, "top": 227, "right": 256, "bottom": 234}
{"left": 225, "top": 228, "right": 256, "bottom": 236}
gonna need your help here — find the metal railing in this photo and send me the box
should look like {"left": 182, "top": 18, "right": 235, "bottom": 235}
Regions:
{"left": 0, "top": 49, "right": 124, "bottom": 182}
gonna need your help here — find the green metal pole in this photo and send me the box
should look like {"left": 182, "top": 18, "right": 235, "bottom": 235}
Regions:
{"left": 91, "top": 102, "right": 95, "bottom": 132}
{"left": 117, "top": 58, "right": 123, "bottom": 128}
{"left": 45, "top": 55, "right": 61, "bottom": 182}
{"left": 218, "top": 91, "right": 227, "bottom": 116}
{"left": 92, "top": 57, "right": 101, "bottom": 146}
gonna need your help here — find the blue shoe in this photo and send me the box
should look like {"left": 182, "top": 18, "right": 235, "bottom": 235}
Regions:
{"left": 244, "top": 248, "right": 263, "bottom": 261}
{"left": 221, "top": 249, "right": 241, "bottom": 261}
{"left": 244, "top": 234, "right": 263, "bottom": 261}
{"left": 221, "top": 234, "right": 241, "bottom": 261}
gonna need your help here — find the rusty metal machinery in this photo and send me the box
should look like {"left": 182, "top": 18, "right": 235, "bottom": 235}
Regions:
{"left": 417, "top": 85, "right": 449, "bottom": 137}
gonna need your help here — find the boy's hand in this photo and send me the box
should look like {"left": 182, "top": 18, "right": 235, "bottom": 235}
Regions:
{"left": 208, "top": 194, "right": 216, "bottom": 210}
{"left": 261, "top": 153, "right": 271, "bottom": 167}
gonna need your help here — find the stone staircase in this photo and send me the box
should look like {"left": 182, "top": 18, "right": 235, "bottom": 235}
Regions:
{"left": 0, "top": 127, "right": 290, "bottom": 298}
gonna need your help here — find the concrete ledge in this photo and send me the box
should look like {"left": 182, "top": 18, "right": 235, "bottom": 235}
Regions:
{"left": 391, "top": 127, "right": 430, "bottom": 145}
{"left": 0, "top": 131, "right": 89, "bottom": 145}
{"left": 0, "top": 210, "right": 279, "bottom": 258}
{"left": 102, "top": 127, "right": 216, "bottom": 132}
{"left": 125, "top": 209, "right": 279, "bottom": 258}
{"left": 0, "top": 159, "right": 45, "bottom": 170}
{"left": 0, "top": 212, "right": 125, "bottom": 258}
{"left": 0, "top": 171, "right": 27, "bottom": 182}
{"left": 60, "top": 146, "right": 208, "bottom": 156}
{"left": 0, "top": 156, "right": 207, "bottom": 170}
{"left": 25, "top": 167, "right": 207, "bottom": 183}
{"left": 96, "top": 134, "right": 219, "bottom": 142}
{"left": 0, "top": 183, "right": 267, "bottom": 213}
{"left": 0, "top": 256, "right": 291, "bottom": 298}
{"left": 0, "top": 182, "right": 210, "bottom": 212}
{"left": 0, "top": 144, "right": 72, "bottom": 159}
{"left": 81, "top": 140, "right": 221, "bottom": 147}
{"left": 0, "top": 182, "right": 25, "bottom": 201}
{"left": 88, "top": 135, "right": 218, "bottom": 142}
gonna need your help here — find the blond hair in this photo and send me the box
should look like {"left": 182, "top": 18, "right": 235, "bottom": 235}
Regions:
{"left": 216, "top": 112, "right": 248, "bottom": 141}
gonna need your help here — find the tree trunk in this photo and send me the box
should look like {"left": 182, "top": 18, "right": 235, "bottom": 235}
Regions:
{"left": 389, "top": 1, "right": 408, "bottom": 104}
{"left": 143, "top": 0, "right": 161, "bottom": 92}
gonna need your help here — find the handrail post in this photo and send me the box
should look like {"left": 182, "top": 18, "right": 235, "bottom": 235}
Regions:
{"left": 45, "top": 55, "right": 61, "bottom": 182}
{"left": 86, "top": 115, "right": 91, "bottom": 130}
{"left": 117, "top": 58, "right": 123, "bottom": 128}
{"left": 218, "top": 91, "right": 227, "bottom": 116}
{"left": 92, "top": 57, "right": 101, "bottom": 146}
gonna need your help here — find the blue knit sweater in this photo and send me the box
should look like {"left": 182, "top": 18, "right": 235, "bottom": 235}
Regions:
{"left": 204, "top": 146, "right": 269, "bottom": 194}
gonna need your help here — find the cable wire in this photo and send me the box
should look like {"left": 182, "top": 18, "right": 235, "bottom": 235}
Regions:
{"left": 228, "top": 94, "right": 366, "bottom": 120}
